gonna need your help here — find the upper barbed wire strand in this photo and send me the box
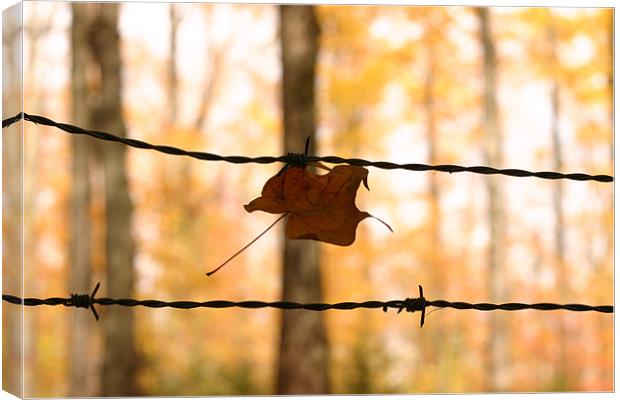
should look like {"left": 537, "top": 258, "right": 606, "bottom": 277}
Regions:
{"left": 2, "top": 112, "right": 613, "bottom": 183}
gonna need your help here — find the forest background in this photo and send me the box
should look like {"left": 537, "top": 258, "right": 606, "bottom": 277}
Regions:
{"left": 2, "top": 1, "right": 613, "bottom": 396}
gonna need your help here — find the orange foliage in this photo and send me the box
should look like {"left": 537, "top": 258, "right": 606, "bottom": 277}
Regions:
{"left": 16, "top": 3, "right": 614, "bottom": 396}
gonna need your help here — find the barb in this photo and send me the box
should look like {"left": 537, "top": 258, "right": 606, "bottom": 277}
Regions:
{"left": 2, "top": 284, "right": 612, "bottom": 328}
{"left": 68, "top": 282, "right": 101, "bottom": 320}
{"left": 3, "top": 112, "right": 613, "bottom": 183}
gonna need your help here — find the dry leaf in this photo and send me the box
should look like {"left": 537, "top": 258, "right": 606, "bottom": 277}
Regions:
{"left": 244, "top": 165, "right": 391, "bottom": 246}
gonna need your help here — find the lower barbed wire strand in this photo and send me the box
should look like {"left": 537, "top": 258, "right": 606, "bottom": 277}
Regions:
{"left": 2, "top": 294, "right": 612, "bottom": 314}
{"left": 2, "top": 112, "right": 612, "bottom": 183}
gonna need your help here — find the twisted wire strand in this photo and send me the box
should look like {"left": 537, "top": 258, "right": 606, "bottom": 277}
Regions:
{"left": 1, "top": 295, "right": 396, "bottom": 311}
{"left": 427, "top": 300, "right": 613, "bottom": 313}
{"left": 4, "top": 294, "right": 610, "bottom": 313}
{"left": 3, "top": 289, "right": 613, "bottom": 329}
{"left": 3, "top": 112, "right": 613, "bottom": 183}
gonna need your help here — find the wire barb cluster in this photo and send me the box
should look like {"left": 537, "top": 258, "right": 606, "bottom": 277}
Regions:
{"left": 2, "top": 112, "right": 613, "bottom": 183}
{"left": 2, "top": 283, "right": 612, "bottom": 328}
{"left": 68, "top": 282, "right": 101, "bottom": 320}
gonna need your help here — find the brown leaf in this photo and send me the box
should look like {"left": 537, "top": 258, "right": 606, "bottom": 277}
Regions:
{"left": 244, "top": 165, "right": 391, "bottom": 246}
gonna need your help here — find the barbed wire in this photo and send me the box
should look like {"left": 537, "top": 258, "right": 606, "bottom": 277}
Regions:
{"left": 2, "top": 284, "right": 613, "bottom": 328}
{"left": 2, "top": 112, "right": 613, "bottom": 183}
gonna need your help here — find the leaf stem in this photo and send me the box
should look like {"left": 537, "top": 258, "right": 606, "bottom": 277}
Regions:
{"left": 206, "top": 213, "right": 289, "bottom": 276}
{"left": 369, "top": 214, "right": 393, "bottom": 232}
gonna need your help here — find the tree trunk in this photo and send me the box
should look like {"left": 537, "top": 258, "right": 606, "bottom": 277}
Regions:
{"left": 167, "top": 4, "right": 180, "bottom": 126}
{"left": 277, "top": 5, "right": 330, "bottom": 395}
{"left": 476, "top": 7, "right": 509, "bottom": 391}
{"left": 68, "top": 4, "right": 96, "bottom": 396}
{"left": 546, "top": 17, "right": 570, "bottom": 388}
{"left": 421, "top": 12, "right": 446, "bottom": 391}
{"left": 2, "top": 4, "right": 23, "bottom": 396}
{"left": 193, "top": 6, "right": 226, "bottom": 131}
{"left": 76, "top": 3, "right": 139, "bottom": 395}
{"left": 424, "top": 17, "right": 440, "bottom": 270}
{"left": 601, "top": 11, "right": 614, "bottom": 386}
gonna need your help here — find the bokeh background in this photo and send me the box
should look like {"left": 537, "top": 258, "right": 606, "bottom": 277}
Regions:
{"left": 2, "top": 2, "right": 613, "bottom": 396}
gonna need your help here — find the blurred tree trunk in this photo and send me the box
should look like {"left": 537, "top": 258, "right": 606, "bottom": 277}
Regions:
{"left": 23, "top": 5, "right": 54, "bottom": 397}
{"left": 68, "top": 4, "right": 96, "bottom": 396}
{"left": 77, "top": 4, "right": 139, "bottom": 395}
{"left": 602, "top": 13, "right": 613, "bottom": 385}
{"left": 25, "top": 4, "right": 53, "bottom": 114}
{"left": 424, "top": 17, "right": 440, "bottom": 284}
{"left": 476, "top": 7, "right": 509, "bottom": 391}
{"left": 194, "top": 6, "right": 226, "bottom": 131}
{"left": 421, "top": 11, "right": 446, "bottom": 391}
{"left": 167, "top": 4, "right": 180, "bottom": 126}
{"left": 277, "top": 5, "right": 330, "bottom": 394}
{"left": 546, "top": 17, "right": 570, "bottom": 388}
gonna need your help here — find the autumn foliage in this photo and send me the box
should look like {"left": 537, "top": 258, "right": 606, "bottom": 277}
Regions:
{"left": 13, "top": 3, "right": 613, "bottom": 396}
